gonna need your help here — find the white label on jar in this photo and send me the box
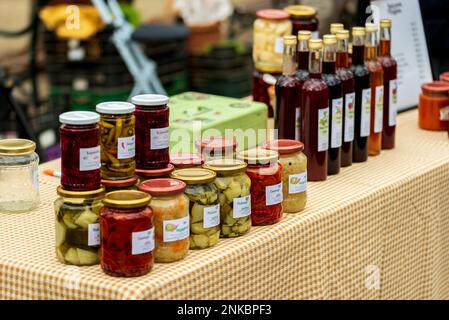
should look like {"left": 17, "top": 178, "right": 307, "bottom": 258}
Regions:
{"left": 265, "top": 182, "right": 283, "bottom": 206}
{"left": 117, "top": 135, "right": 135, "bottom": 159}
{"left": 288, "top": 172, "right": 307, "bottom": 194}
{"left": 203, "top": 204, "right": 220, "bottom": 228}
{"left": 361, "top": 88, "right": 371, "bottom": 137}
{"left": 31, "top": 167, "right": 39, "bottom": 191}
{"left": 440, "top": 106, "right": 449, "bottom": 121}
{"left": 233, "top": 195, "right": 251, "bottom": 218}
{"left": 374, "top": 85, "right": 384, "bottom": 133}
{"left": 389, "top": 79, "right": 398, "bottom": 126}
{"left": 88, "top": 223, "right": 100, "bottom": 246}
{"left": 79, "top": 146, "right": 101, "bottom": 171}
{"left": 274, "top": 36, "right": 284, "bottom": 54}
{"left": 163, "top": 216, "right": 189, "bottom": 242}
{"left": 150, "top": 127, "right": 169, "bottom": 150}
{"left": 311, "top": 31, "right": 319, "bottom": 39}
{"left": 295, "top": 107, "right": 301, "bottom": 141}
{"left": 318, "top": 107, "right": 329, "bottom": 152}
{"left": 331, "top": 98, "right": 343, "bottom": 148}
{"left": 344, "top": 92, "right": 356, "bottom": 142}
{"left": 132, "top": 228, "right": 155, "bottom": 255}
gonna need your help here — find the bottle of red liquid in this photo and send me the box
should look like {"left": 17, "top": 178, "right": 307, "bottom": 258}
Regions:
{"left": 378, "top": 19, "right": 398, "bottom": 150}
{"left": 296, "top": 30, "right": 311, "bottom": 83}
{"left": 300, "top": 38, "right": 329, "bottom": 181}
{"left": 275, "top": 35, "right": 302, "bottom": 140}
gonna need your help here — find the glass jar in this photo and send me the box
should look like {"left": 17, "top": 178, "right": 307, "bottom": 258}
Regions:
{"left": 195, "top": 137, "right": 237, "bottom": 162}
{"left": 284, "top": 5, "right": 319, "bottom": 39}
{"left": 54, "top": 186, "right": 104, "bottom": 266}
{"left": 0, "top": 139, "right": 39, "bottom": 212}
{"left": 440, "top": 72, "right": 449, "bottom": 83}
{"left": 59, "top": 111, "right": 101, "bottom": 191}
{"left": 238, "top": 149, "right": 282, "bottom": 226}
{"left": 100, "top": 190, "right": 154, "bottom": 277}
{"left": 204, "top": 159, "right": 251, "bottom": 238}
{"left": 418, "top": 81, "right": 449, "bottom": 131}
{"left": 170, "top": 168, "right": 220, "bottom": 249}
{"left": 170, "top": 152, "right": 204, "bottom": 169}
{"left": 136, "top": 163, "right": 175, "bottom": 183}
{"left": 138, "top": 178, "right": 189, "bottom": 263}
{"left": 262, "top": 140, "right": 307, "bottom": 213}
{"left": 252, "top": 68, "right": 280, "bottom": 118}
{"left": 253, "top": 9, "right": 292, "bottom": 74}
{"left": 96, "top": 102, "right": 136, "bottom": 180}
{"left": 132, "top": 94, "right": 170, "bottom": 170}
{"left": 101, "top": 175, "right": 138, "bottom": 193}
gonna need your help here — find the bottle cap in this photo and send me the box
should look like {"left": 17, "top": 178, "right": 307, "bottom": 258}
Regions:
{"left": 283, "top": 35, "right": 297, "bottom": 45}
{"left": 96, "top": 101, "right": 135, "bottom": 114}
{"left": 336, "top": 29, "right": 349, "bottom": 40}
{"left": 131, "top": 94, "right": 169, "bottom": 106}
{"left": 380, "top": 19, "right": 392, "bottom": 28}
{"left": 308, "top": 38, "right": 323, "bottom": 49}
{"left": 365, "top": 22, "right": 378, "bottom": 32}
{"left": 330, "top": 23, "right": 344, "bottom": 35}
{"left": 59, "top": 111, "right": 99, "bottom": 125}
{"left": 352, "top": 27, "right": 366, "bottom": 36}
{"left": 297, "top": 30, "right": 312, "bottom": 41}
{"left": 323, "top": 34, "right": 337, "bottom": 44}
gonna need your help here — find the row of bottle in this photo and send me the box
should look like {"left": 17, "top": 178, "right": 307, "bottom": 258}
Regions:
{"left": 274, "top": 20, "right": 398, "bottom": 181}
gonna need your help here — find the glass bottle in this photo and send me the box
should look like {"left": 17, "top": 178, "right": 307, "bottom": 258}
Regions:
{"left": 300, "top": 39, "right": 329, "bottom": 181}
{"left": 322, "top": 34, "right": 342, "bottom": 175}
{"left": 296, "top": 31, "right": 311, "bottom": 83}
{"left": 275, "top": 35, "right": 302, "bottom": 140}
{"left": 378, "top": 19, "right": 398, "bottom": 150}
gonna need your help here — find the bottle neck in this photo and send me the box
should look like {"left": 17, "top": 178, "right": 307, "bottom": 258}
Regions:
{"left": 336, "top": 38, "right": 349, "bottom": 68}
{"left": 282, "top": 43, "right": 297, "bottom": 76}
{"left": 308, "top": 47, "right": 323, "bottom": 76}
{"left": 380, "top": 26, "right": 391, "bottom": 56}
{"left": 323, "top": 42, "right": 336, "bottom": 74}
{"left": 297, "top": 39, "right": 309, "bottom": 70}
{"left": 351, "top": 35, "right": 365, "bottom": 65}
{"left": 365, "top": 30, "right": 378, "bottom": 60}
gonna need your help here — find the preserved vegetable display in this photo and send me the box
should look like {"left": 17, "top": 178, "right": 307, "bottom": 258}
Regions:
{"left": 284, "top": 5, "right": 319, "bottom": 39}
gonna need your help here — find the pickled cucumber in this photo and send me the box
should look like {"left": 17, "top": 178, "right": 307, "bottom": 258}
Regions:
{"left": 191, "top": 203, "right": 204, "bottom": 224}
{"left": 64, "top": 248, "right": 80, "bottom": 265}
{"left": 191, "top": 222, "right": 208, "bottom": 234}
{"left": 77, "top": 248, "right": 98, "bottom": 265}
{"left": 191, "top": 234, "right": 209, "bottom": 249}
{"left": 208, "top": 231, "right": 220, "bottom": 246}
{"left": 74, "top": 210, "right": 98, "bottom": 228}
{"left": 55, "top": 221, "right": 66, "bottom": 247}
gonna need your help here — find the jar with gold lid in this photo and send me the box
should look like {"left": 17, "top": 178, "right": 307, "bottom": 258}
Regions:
{"left": 284, "top": 5, "right": 319, "bottom": 39}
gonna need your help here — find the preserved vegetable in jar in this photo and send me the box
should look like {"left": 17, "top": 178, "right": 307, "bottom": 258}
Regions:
{"left": 101, "top": 175, "right": 138, "bottom": 193}
{"left": 196, "top": 137, "right": 237, "bottom": 162}
{"left": 418, "top": 81, "right": 449, "bottom": 131}
{"left": 138, "top": 178, "right": 189, "bottom": 263}
{"left": 136, "top": 163, "right": 175, "bottom": 183}
{"left": 284, "top": 5, "right": 319, "bottom": 39}
{"left": 204, "top": 159, "right": 251, "bottom": 238}
{"left": 170, "top": 152, "right": 204, "bottom": 169}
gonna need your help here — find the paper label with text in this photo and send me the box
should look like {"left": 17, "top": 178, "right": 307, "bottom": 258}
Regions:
{"left": 79, "top": 146, "right": 101, "bottom": 171}
{"left": 266, "top": 183, "right": 283, "bottom": 206}
{"left": 374, "top": 85, "right": 384, "bottom": 133}
{"left": 361, "top": 88, "right": 371, "bottom": 137}
{"left": 203, "top": 204, "right": 220, "bottom": 228}
{"left": 318, "top": 107, "right": 329, "bottom": 152}
{"left": 344, "top": 92, "right": 356, "bottom": 142}
{"left": 132, "top": 228, "right": 155, "bottom": 255}
{"left": 233, "top": 195, "right": 251, "bottom": 218}
{"left": 331, "top": 98, "right": 343, "bottom": 148}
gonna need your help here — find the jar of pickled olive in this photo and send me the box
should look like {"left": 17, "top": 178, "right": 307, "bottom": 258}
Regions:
{"left": 284, "top": 5, "right": 319, "bottom": 39}
{"left": 59, "top": 111, "right": 101, "bottom": 191}
{"left": 418, "top": 81, "right": 449, "bottom": 131}
{"left": 96, "top": 102, "right": 136, "bottom": 180}
{"left": 262, "top": 140, "right": 307, "bottom": 213}
{"left": 237, "top": 149, "right": 282, "bottom": 226}
{"left": 203, "top": 159, "right": 251, "bottom": 238}
{"left": 100, "top": 190, "right": 154, "bottom": 277}
{"left": 101, "top": 175, "right": 138, "bottom": 193}
{"left": 138, "top": 178, "right": 189, "bottom": 263}
{"left": 252, "top": 68, "right": 281, "bottom": 118}
{"left": 132, "top": 94, "right": 170, "bottom": 170}
{"left": 54, "top": 186, "right": 105, "bottom": 266}
{"left": 170, "top": 152, "right": 204, "bottom": 169}
{"left": 0, "top": 139, "right": 39, "bottom": 213}
{"left": 170, "top": 168, "right": 220, "bottom": 249}
{"left": 195, "top": 137, "right": 237, "bottom": 162}
{"left": 253, "top": 9, "right": 292, "bottom": 74}
{"left": 136, "top": 163, "right": 175, "bottom": 183}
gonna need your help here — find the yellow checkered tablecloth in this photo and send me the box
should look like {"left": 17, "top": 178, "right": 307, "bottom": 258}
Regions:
{"left": 1, "top": 109, "right": 449, "bottom": 300}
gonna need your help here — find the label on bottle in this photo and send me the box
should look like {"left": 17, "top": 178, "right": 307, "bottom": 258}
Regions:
{"left": 233, "top": 195, "right": 251, "bottom": 218}
{"left": 132, "top": 228, "right": 155, "bottom": 255}
{"left": 374, "top": 85, "right": 384, "bottom": 133}
{"left": 389, "top": 79, "right": 398, "bottom": 126}
{"left": 288, "top": 172, "right": 307, "bottom": 194}
{"left": 79, "top": 146, "right": 101, "bottom": 171}
{"left": 344, "top": 92, "right": 356, "bottom": 142}
{"left": 117, "top": 135, "right": 135, "bottom": 159}
{"left": 88, "top": 223, "right": 100, "bottom": 246}
{"left": 440, "top": 106, "right": 449, "bottom": 121}
{"left": 274, "top": 36, "right": 284, "bottom": 54}
{"left": 331, "top": 98, "right": 343, "bottom": 148}
{"left": 318, "top": 107, "right": 330, "bottom": 152}
{"left": 361, "top": 88, "right": 371, "bottom": 137}
{"left": 150, "top": 127, "right": 169, "bottom": 150}
{"left": 295, "top": 107, "right": 301, "bottom": 141}
{"left": 265, "top": 182, "right": 283, "bottom": 206}
{"left": 203, "top": 204, "right": 220, "bottom": 228}
{"left": 163, "top": 216, "right": 189, "bottom": 242}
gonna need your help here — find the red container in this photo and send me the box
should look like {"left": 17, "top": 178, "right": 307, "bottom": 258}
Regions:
{"left": 195, "top": 137, "right": 237, "bottom": 161}
{"left": 170, "top": 152, "right": 204, "bottom": 169}
{"left": 418, "top": 81, "right": 449, "bottom": 131}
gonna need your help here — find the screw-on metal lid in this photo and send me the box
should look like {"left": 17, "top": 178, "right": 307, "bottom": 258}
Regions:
{"left": 96, "top": 101, "right": 135, "bottom": 114}
{"left": 57, "top": 185, "right": 105, "bottom": 199}
{"left": 102, "top": 190, "right": 151, "bottom": 209}
{"left": 203, "top": 159, "right": 247, "bottom": 176}
{"left": 131, "top": 94, "right": 169, "bottom": 106}
{"left": 135, "top": 164, "right": 175, "bottom": 178}
{"left": 262, "top": 139, "right": 304, "bottom": 155}
{"left": 330, "top": 23, "right": 344, "bottom": 35}
{"left": 170, "top": 168, "right": 216, "bottom": 185}
{"left": 59, "top": 111, "right": 100, "bottom": 125}
{"left": 138, "top": 178, "right": 186, "bottom": 196}
{"left": 284, "top": 5, "right": 316, "bottom": 18}
{"left": 0, "top": 139, "right": 36, "bottom": 155}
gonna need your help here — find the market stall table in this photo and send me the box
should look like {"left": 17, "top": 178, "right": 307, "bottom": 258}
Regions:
{"left": 1, "top": 109, "right": 449, "bottom": 299}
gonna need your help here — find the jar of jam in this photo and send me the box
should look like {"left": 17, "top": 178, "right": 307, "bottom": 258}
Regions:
{"left": 440, "top": 72, "right": 449, "bottom": 83}
{"left": 138, "top": 178, "right": 189, "bottom": 263}
{"left": 54, "top": 186, "right": 105, "bottom": 266}
{"left": 170, "top": 168, "right": 220, "bottom": 249}
{"left": 132, "top": 94, "right": 170, "bottom": 170}
{"left": 284, "top": 5, "right": 319, "bottom": 39}
{"left": 418, "top": 81, "right": 449, "bottom": 131}
{"left": 100, "top": 190, "right": 154, "bottom": 277}
{"left": 195, "top": 137, "right": 237, "bottom": 162}
{"left": 252, "top": 68, "right": 281, "bottom": 118}
{"left": 170, "top": 152, "right": 204, "bottom": 169}
{"left": 101, "top": 175, "right": 138, "bottom": 193}
{"left": 136, "top": 164, "right": 175, "bottom": 183}
{"left": 59, "top": 111, "right": 101, "bottom": 191}
{"left": 96, "top": 102, "right": 136, "bottom": 180}
{"left": 262, "top": 140, "right": 307, "bottom": 213}
{"left": 237, "top": 149, "right": 282, "bottom": 226}
{"left": 204, "top": 159, "right": 251, "bottom": 238}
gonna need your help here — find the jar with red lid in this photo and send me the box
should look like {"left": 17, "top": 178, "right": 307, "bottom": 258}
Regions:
{"left": 418, "top": 81, "right": 449, "bottom": 131}
{"left": 59, "top": 111, "right": 101, "bottom": 191}
{"left": 100, "top": 190, "right": 154, "bottom": 277}
{"left": 170, "top": 152, "right": 204, "bottom": 169}
{"left": 284, "top": 5, "right": 319, "bottom": 39}
{"left": 196, "top": 137, "right": 237, "bottom": 162}
{"left": 136, "top": 163, "right": 175, "bottom": 183}
{"left": 252, "top": 68, "right": 280, "bottom": 118}
{"left": 237, "top": 149, "right": 282, "bottom": 226}
{"left": 440, "top": 72, "right": 449, "bottom": 83}
{"left": 132, "top": 94, "right": 170, "bottom": 170}
{"left": 138, "top": 178, "right": 189, "bottom": 263}
{"left": 101, "top": 175, "right": 138, "bottom": 193}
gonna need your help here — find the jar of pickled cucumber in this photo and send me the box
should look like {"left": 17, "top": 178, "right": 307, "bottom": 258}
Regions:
{"left": 204, "top": 159, "right": 251, "bottom": 238}
{"left": 170, "top": 168, "right": 220, "bottom": 249}
{"left": 54, "top": 186, "right": 105, "bottom": 266}
{"left": 195, "top": 137, "right": 237, "bottom": 162}
{"left": 136, "top": 164, "right": 175, "bottom": 183}
{"left": 101, "top": 175, "right": 138, "bottom": 193}
{"left": 262, "top": 139, "right": 307, "bottom": 213}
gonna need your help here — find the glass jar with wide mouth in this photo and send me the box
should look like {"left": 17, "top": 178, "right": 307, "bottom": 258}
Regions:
{"left": 196, "top": 137, "right": 237, "bottom": 162}
{"left": 262, "top": 139, "right": 307, "bottom": 213}
{"left": 170, "top": 168, "right": 220, "bottom": 249}
{"left": 136, "top": 163, "right": 175, "bottom": 183}
{"left": 204, "top": 159, "right": 251, "bottom": 238}
{"left": 0, "top": 139, "right": 39, "bottom": 213}
{"left": 96, "top": 102, "right": 136, "bottom": 180}
{"left": 54, "top": 186, "right": 105, "bottom": 266}
{"left": 132, "top": 94, "right": 170, "bottom": 170}
{"left": 284, "top": 5, "right": 319, "bottom": 39}
{"left": 59, "top": 111, "right": 101, "bottom": 191}
{"left": 170, "top": 152, "right": 204, "bottom": 169}
{"left": 100, "top": 190, "right": 153, "bottom": 277}
{"left": 138, "top": 178, "right": 189, "bottom": 262}
{"left": 101, "top": 175, "right": 138, "bottom": 193}
{"left": 418, "top": 81, "right": 449, "bottom": 131}
{"left": 238, "top": 149, "right": 282, "bottom": 226}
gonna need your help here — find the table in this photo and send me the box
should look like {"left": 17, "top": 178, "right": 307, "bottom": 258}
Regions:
{"left": 1, "top": 109, "right": 449, "bottom": 300}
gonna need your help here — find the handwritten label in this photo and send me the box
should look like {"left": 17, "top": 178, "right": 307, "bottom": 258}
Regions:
{"left": 88, "top": 223, "right": 100, "bottom": 246}
{"left": 132, "top": 228, "right": 155, "bottom": 255}
{"left": 79, "top": 146, "right": 101, "bottom": 171}
{"left": 374, "top": 85, "right": 384, "bottom": 133}
{"left": 318, "top": 107, "right": 330, "bottom": 152}
{"left": 203, "top": 204, "right": 220, "bottom": 228}
{"left": 233, "top": 195, "right": 251, "bottom": 218}
{"left": 331, "top": 98, "right": 343, "bottom": 148}
{"left": 150, "top": 127, "right": 169, "bottom": 150}
{"left": 265, "top": 183, "right": 283, "bottom": 206}
{"left": 361, "top": 88, "right": 371, "bottom": 137}
{"left": 344, "top": 92, "right": 355, "bottom": 142}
